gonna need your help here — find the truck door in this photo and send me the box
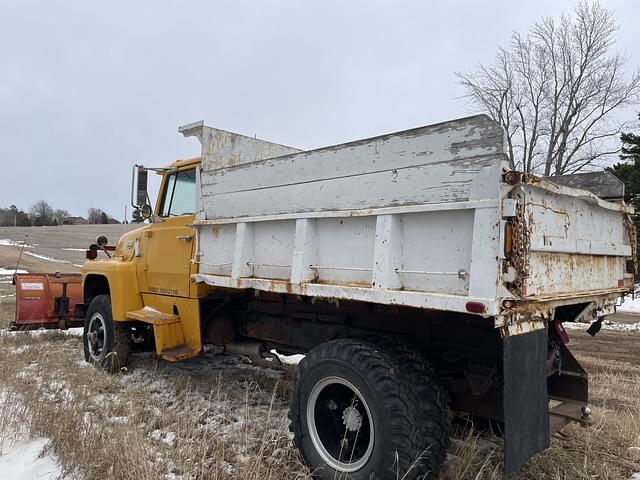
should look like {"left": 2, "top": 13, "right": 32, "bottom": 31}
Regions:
{"left": 137, "top": 168, "right": 196, "bottom": 297}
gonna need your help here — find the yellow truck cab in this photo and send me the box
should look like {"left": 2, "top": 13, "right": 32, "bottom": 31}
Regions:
{"left": 82, "top": 157, "right": 203, "bottom": 369}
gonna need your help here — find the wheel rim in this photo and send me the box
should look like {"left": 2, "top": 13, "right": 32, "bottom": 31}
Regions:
{"left": 307, "top": 376, "right": 375, "bottom": 472}
{"left": 86, "top": 312, "right": 106, "bottom": 361}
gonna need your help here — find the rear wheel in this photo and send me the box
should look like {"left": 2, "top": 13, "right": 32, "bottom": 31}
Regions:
{"left": 289, "top": 338, "right": 449, "bottom": 479}
{"left": 83, "top": 294, "right": 130, "bottom": 373}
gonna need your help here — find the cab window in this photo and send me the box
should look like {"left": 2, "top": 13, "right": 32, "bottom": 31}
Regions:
{"left": 159, "top": 169, "right": 196, "bottom": 217}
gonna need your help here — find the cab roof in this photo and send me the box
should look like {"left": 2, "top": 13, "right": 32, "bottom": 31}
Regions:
{"left": 166, "top": 157, "right": 201, "bottom": 169}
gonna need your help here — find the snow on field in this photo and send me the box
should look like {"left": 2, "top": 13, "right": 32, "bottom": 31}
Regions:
{"left": 0, "top": 268, "right": 27, "bottom": 276}
{"left": 618, "top": 294, "right": 640, "bottom": 313}
{"left": 23, "top": 251, "right": 71, "bottom": 264}
{"left": 0, "top": 388, "right": 67, "bottom": 480}
{"left": 0, "top": 268, "right": 26, "bottom": 288}
{"left": 0, "top": 239, "right": 33, "bottom": 248}
{"left": 1, "top": 328, "right": 83, "bottom": 338}
{"left": 563, "top": 319, "right": 640, "bottom": 332}
{"left": 0, "top": 437, "right": 67, "bottom": 480}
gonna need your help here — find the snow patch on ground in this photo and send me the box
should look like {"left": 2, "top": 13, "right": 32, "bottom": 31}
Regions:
{"left": 0, "top": 437, "right": 67, "bottom": 480}
{"left": 1, "top": 327, "right": 83, "bottom": 337}
{"left": 23, "top": 251, "right": 71, "bottom": 264}
{"left": 0, "top": 268, "right": 27, "bottom": 275}
{"left": 150, "top": 428, "right": 177, "bottom": 446}
{"left": 271, "top": 350, "right": 305, "bottom": 365}
{"left": 108, "top": 416, "right": 129, "bottom": 425}
{"left": 629, "top": 473, "right": 640, "bottom": 480}
{"left": 618, "top": 294, "right": 640, "bottom": 313}
{"left": 0, "top": 390, "right": 68, "bottom": 480}
{"left": 8, "top": 345, "right": 32, "bottom": 354}
{"left": 564, "top": 319, "right": 640, "bottom": 332}
{"left": 0, "top": 239, "right": 33, "bottom": 248}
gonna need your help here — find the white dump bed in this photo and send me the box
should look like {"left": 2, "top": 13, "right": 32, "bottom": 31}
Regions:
{"left": 183, "top": 116, "right": 634, "bottom": 329}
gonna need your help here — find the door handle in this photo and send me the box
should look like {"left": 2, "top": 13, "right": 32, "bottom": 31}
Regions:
{"left": 176, "top": 235, "right": 193, "bottom": 242}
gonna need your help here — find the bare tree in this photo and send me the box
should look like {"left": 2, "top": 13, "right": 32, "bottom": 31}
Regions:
{"left": 30, "top": 199, "right": 54, "bottom": 225}
{"left": 87, "top": 207, "right": 105, "bottom": 224}
{"left": 457, "top": 1, "right": 640, "bottom": 175}
{"left": 53, "top": 209, "right": 70, "bottom": 224}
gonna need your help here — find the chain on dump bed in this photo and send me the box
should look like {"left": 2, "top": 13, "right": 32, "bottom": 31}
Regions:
{"left": 510, "top": 190, "right": 530, "bottom": 293}
{"left": 624, "top": 212, "right": 638, "bottom": 276}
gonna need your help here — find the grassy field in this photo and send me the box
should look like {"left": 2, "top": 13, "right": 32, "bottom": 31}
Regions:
{"left": 0, "top": 226, "right": 638, "bottom": 479}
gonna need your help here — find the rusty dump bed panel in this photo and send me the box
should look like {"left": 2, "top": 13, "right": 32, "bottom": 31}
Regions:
{"left": 14, "top": 273, "right": 83, "bottom": 328}
{"left": 511, "top": 180, "right": 634, "bottom": 300}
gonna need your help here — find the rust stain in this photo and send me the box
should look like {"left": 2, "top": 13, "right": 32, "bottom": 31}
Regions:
{"left": 314, "top": 278, "right": 373, "bottom": 288}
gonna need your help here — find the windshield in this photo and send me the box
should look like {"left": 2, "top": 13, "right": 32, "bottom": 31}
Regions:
{"left": 159, "top": 169, "right": 196, "bottom": 217}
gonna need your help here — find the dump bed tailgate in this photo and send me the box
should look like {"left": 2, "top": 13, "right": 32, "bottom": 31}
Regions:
{"left": 513, "top": 180, "right": 634, "bottom": 299}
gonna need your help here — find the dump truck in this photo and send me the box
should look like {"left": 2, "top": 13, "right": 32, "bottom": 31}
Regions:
{"left": 78, "top": 115, "right": 635, "bottom": 479}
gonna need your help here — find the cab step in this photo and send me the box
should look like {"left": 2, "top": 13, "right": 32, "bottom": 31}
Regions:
{"left": 125, "top": 307, "right": 179, "bottom": 325}
{"left": 160, "top": 344, "right": 199, "bottom": 362}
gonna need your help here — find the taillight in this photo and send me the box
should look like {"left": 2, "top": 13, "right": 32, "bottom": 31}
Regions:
{"left": 466, "top": 302, "right": 487, "bottom": 314}
{"left": 504, "top": 221, "right": 513, "bottom": 257}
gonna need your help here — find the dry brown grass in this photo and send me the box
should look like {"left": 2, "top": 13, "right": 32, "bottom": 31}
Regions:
{"left": 0, "top": 327, "right": 311, "bottom": 479}
{"left": 0, "top": 297, "right": 13, "bottom": 330}
{"left": 0, "top": 292, "right": 638, "bottom": 479}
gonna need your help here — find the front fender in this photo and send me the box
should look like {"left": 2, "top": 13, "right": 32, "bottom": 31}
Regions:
{"left": 82, "top": 260, "right": 143, "bottom": 321}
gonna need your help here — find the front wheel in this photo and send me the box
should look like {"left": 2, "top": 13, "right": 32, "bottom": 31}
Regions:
{"left": 289, "top": 338, "right": 449, "bottom": 479}
{"left": 83, "top": 294, "right": 130, "bottom": 373}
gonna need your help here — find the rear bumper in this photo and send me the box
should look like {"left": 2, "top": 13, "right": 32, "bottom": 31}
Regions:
{"left": 497, "top": 288, "right": 627, "bottom": 333}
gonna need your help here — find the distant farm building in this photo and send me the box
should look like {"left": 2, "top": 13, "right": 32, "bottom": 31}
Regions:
{"left": 550, "top": 171, "right": 625, "bottom": 202}
{"left": 62, "top": 216, "right": 89, "bottom": 225}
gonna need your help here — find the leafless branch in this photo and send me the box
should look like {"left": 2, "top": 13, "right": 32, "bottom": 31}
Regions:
{"left": 456, "top": 1, "right": 640, "bottom": 175}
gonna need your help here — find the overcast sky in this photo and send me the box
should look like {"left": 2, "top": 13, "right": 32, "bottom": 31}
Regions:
{"left": 1, "top": 0, "right": 638, "bottom": 220}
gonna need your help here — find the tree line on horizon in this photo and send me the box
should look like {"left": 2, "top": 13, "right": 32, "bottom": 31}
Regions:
{"left": 0, "top": 200, "right": 128, "bottom": 227}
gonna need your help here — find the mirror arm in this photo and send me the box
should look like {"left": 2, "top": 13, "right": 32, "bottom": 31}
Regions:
{"left": 144, "top": 192, "right": 164, "bottom": 224}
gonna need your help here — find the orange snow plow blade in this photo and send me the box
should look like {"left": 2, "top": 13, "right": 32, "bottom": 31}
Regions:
{"left": 12, "top": 273, "right": 84, "bottom": 330}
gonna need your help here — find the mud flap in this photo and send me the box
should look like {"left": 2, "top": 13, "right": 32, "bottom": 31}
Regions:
{"left": 503, "top": 328, "right": 549, "bottom": 473}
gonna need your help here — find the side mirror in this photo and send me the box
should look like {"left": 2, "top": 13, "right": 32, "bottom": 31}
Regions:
{"left": 136, "top": 167, "right": 148, "bottom": 207}
{"left": 131, "top": 165, "right": 148, "bottom": 208}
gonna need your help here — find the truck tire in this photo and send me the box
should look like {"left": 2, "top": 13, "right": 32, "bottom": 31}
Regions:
{"left": 365, "top": 336, "right": 451, "bottom": 473}
{"left": 289, "top": 338, "right": 449, "bottom": 479}
{"left": 83, "top": 295, "right": 130, "bottom": 373}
